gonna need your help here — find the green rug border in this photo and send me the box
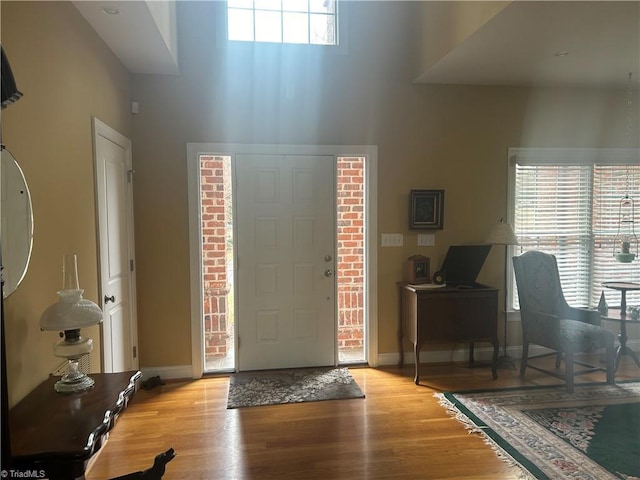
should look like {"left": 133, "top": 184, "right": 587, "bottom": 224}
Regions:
{"left": 441, "top": 380, "right": 639, "bottom": 480}
{"left": 442, "top": 390, "right": 546, "bottom": 479}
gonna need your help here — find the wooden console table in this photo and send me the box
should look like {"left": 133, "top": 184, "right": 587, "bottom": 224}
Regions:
{"left": 9, "top": 370, "right": 141, "bottom": 480}
{"left": 398, "top": 283, "right": 499, "bottom": 384}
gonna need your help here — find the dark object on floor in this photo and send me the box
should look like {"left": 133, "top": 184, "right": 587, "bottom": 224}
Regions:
{"left": 141, "top": 375, "right": 165, "bottom": 390}
{"left": 111, "top": 448, "right": 176, "bottom": 479}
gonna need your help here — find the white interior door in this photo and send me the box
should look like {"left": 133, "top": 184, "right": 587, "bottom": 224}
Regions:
{"left": 236, "top": 154, "right": 336, "bottom": 371}
{"left": 93, "top": 118, "right": 138, "bottom": 373}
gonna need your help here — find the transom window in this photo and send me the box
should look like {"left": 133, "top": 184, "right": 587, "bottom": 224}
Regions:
{"left": 227, "top": 0, "right": 337, "bottom": 45}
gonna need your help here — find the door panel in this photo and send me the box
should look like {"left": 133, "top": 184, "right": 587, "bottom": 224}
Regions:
{"left": 236, "top": 154, "right": 336, "bottom": 371}
{"left": 94, "top": 119, "right": 137, "bottom": 373}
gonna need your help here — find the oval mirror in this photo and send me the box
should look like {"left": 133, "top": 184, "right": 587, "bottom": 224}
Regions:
{"left": 1, "top": 146, "right": 33, "bottom": 298}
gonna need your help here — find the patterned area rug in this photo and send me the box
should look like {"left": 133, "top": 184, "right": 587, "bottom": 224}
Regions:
{"left": 227, "top": 367, "right": 365, "bottom": 409}
{"left": 437, "top": 382, "right": 640, "bottom": 480}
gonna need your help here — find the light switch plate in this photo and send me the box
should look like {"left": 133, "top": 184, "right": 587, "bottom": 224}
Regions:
{"left": 381, "top": 233, "right": 403, "bottom": 247}
{"left": 417, "top": 233, "right": 435, "bottom": 246}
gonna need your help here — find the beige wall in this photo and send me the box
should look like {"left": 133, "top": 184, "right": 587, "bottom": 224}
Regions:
{"left": 131, "top": 1, "right": 638, "bottom": 368}
{"left": 1, "top": 1, "right": 131, "bottom": 405}
{"left": 1, "top": 1, "right": 637, "bottom": 396}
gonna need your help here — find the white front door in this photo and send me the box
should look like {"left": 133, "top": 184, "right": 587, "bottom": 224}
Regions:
{"left": 236, "top": 154, "right": 336, "bottom": 371}
{"left": 93, "top": 118, "right": 138, "bottom": 372}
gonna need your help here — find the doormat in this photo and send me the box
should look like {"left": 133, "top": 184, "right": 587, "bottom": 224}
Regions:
{"left": 436, "top": 382, "right": 640, "bottom": 479}
{"left": 227, "top": 367, "right": 365, "bottom": 409}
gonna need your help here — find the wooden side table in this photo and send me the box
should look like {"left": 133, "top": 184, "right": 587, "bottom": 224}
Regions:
{"left": 9, "top": 371, "right": 141, "bottom": 480}
{"left": 601, "top": 308, "right": 640, "bottom": 372}
{"left": 398, "top": 283, "right": 499, "bottom": 384}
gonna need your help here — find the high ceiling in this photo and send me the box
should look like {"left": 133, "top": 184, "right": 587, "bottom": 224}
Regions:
{"left": 416, "top": 1, "right": 640, "bottom": 88}
{"left": 74, "top": 1, "right": 639, "bottom": 88}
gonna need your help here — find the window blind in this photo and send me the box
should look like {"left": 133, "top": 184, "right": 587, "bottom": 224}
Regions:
{"left": 592, "top": 164, "right": 640, "bottom": 306}
{"left": 510, "top": 148, "right": 640, "bottom": 310}
{"left": 514, "top": 164, "right": 593, "bottom": 307}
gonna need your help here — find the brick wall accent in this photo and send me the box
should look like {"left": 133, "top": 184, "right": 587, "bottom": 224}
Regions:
{"left": 337, "top": 157, "right": 365, "bottom": 350}
{"left": 200, "top": 155, "right": 230, "bottom": 358}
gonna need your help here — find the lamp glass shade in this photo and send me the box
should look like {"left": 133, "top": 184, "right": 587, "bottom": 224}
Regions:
{"left": 40, "top": 290, "right": 103, "bottom": 331}
{"left": 62, "top": 253, "right": 80, "bottom": 290}
{"left": 485, "top": 220, "right": 518, "bottom": 245}
{"left": 40, "top": 254, "right": 103, "bottom": 331}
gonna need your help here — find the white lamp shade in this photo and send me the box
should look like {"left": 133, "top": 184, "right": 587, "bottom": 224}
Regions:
{"left": 485, "top": 220, "right": 518, "bottom": 245}
{"left": 40, "top": 289, "right": 103, "bottom": 331}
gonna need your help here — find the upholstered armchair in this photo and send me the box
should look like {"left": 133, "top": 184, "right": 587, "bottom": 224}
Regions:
{"left": 512, "top": 250, "right": 615, "bottom": 392}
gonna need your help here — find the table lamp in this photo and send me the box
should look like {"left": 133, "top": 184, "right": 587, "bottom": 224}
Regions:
{"left": 40, "top": 254, "right": 103, "bottom": 393}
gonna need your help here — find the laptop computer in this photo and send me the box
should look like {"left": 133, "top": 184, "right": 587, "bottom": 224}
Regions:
{"left": 439, "top": 244, "right": 491, "bottom": 287}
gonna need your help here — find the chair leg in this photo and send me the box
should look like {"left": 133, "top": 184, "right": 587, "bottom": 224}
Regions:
{"left": 565, "top": 350, "right": 574, "bottom": 393}
{"left": 520, "top": 342, "right": 529, "bottom": 376}
{"left": 605, "top": 345, "right": 615, "bottom": 385}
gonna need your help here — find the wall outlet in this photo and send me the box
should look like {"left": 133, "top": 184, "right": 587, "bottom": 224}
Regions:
{"left": 381, "top": 233, "right": 403, "bottom": 247}
{"left": 417, "top": 233, "right": 435, "bottom": 246}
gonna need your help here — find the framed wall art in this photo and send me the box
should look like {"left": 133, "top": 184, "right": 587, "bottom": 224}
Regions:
{"left": 409, "top": 189, "right": 444, "bottom": 230}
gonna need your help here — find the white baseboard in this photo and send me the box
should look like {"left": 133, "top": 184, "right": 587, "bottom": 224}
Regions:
{"left": 378, "top": 340, "right": 640, "bottom": 367}
{"left": 138, "top": 339, "right": 640, "bottom": 379}
{"left": 140, "top": 365, "right": 193, "bottom": 381}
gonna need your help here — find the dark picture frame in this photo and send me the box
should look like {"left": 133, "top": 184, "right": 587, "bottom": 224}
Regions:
{"left": 409, "top": 189, "right": 445, "bottom": 230}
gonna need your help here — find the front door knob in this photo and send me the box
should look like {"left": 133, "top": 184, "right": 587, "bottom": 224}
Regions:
{"left": 324, "top": 269, "right": 334, "bottom": 277}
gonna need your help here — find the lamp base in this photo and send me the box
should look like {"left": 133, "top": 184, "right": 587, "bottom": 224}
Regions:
{"left": 54, "top": 372, "right": 95, "bottom": 394}
{"left": 54, "top": 357, "right": 94, "bottom": 394}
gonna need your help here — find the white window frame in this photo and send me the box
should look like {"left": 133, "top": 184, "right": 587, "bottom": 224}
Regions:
{"left": 508, "top": 147, "right": 640, "bottom": 311}
{"left": 224, "top": 0, "right": 347, "bottom": 50}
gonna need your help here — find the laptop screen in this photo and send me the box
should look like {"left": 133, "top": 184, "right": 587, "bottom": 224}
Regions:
{"left": 439, "top": 244, "right": 491, "bottom": 285}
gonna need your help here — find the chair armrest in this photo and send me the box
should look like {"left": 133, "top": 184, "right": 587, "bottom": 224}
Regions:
{"left": 561, "top": 305, "right": 601, "bottom": 326}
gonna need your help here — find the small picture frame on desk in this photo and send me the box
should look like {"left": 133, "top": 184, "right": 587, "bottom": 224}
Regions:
{"left": 405, "top": 255, "right": 430, "bottom": 284}
{"left": 410, "top": 189, "right": 444, "bottom": 230}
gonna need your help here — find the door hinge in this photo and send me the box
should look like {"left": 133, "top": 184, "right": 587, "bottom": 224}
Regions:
{"left": 130, "top": 259, "right": 134, "bottom": 272}
{"left": 133, "top": 346, "right": 137, "bottom": 358}
{"left": 127, "top": 169, "right": 136, "bottom": 183}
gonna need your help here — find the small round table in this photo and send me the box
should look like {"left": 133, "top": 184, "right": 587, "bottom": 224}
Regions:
{"left": 602, "top": 281, "right": 640, "bottom": 316}
{"left": 601, "top": 308, "right": 640, "bottom": 371}
{"left": 602, "top": 282, "right": 640, "bottom": 371}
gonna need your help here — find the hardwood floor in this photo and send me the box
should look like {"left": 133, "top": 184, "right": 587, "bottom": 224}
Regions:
{"left": 87, "top": 356, "right": 639, "bottom": 480}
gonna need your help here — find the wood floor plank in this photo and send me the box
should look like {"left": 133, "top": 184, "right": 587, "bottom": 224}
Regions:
{"left": 87, "top": 356, "right": 639, "bottom": 479}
